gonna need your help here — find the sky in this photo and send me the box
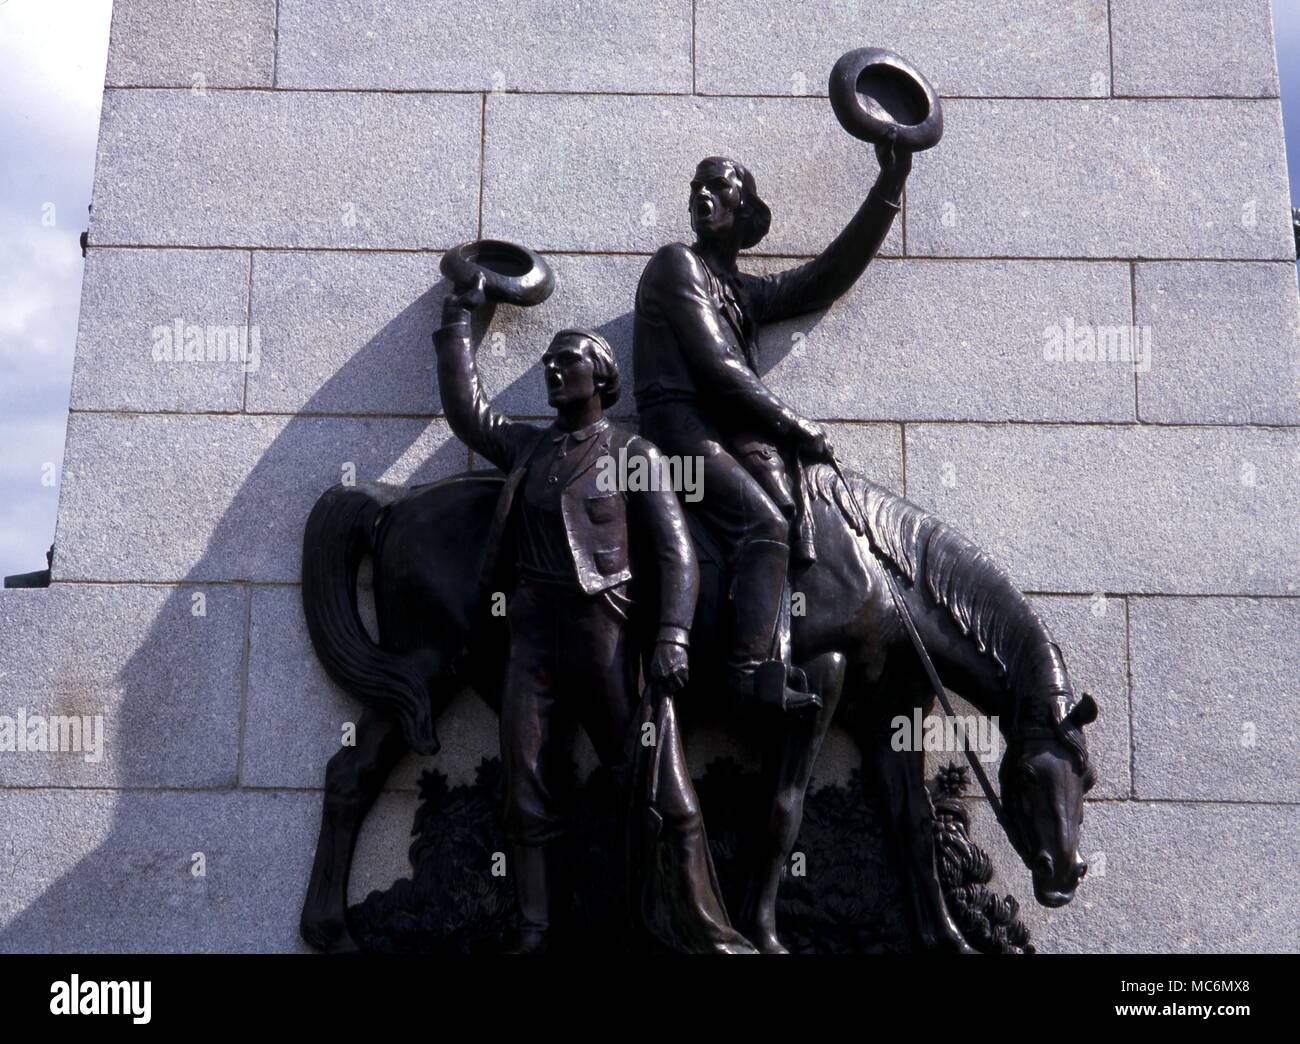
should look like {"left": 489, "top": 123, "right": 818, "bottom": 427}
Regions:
{"left": 0, "top": 1, "right": 1297, "bottom": 579}
{"left": 1277, "top": 0, "right": 1300, "bottom": 201}
{"left": 0, "top": 0, "right": 113, "bottom": 578}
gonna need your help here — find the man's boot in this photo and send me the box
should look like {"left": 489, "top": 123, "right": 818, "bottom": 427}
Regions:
{"left": 504, "top": 843, "right": 551, "bottom": 954}
{"left": 729, "top": 539, "right": 821, "bottom": 714}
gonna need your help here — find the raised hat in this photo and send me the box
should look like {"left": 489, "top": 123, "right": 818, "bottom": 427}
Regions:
{"left": 829, "top": 47, "right": 944, "bottom": 153}
{"left": 440, "top": 239, "right": 556, "bottom": 307}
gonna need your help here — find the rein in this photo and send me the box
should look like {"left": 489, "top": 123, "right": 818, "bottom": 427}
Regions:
{"left": 824, "top": 454, "right": 1019, "bottom": 850}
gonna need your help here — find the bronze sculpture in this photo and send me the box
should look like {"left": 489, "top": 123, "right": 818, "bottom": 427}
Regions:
{"left": 297, "top": 47, "right": 1097, "bottom": 955}
{"left": 628, "top": 48, "right": 930, "bottom": 950}
{"left": 632, "top": 141, "right": 907, "bottom": 718}
{"left": 432, "top": 261, "right": 750, "bottom": 953}
{"left": 298, "top": 428, "right": 1096, "bottom": 952}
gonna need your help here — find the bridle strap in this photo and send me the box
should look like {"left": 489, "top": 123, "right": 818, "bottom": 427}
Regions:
{"left": 825, "top": 454, "right": 1018, "bottom": 848}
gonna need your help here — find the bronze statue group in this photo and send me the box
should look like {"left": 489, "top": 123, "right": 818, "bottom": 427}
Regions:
{"left": 299, "top": 53, "right": 1097, "bottom": 955}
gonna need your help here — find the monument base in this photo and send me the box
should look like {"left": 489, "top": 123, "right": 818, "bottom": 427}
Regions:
{"left": 348, "top": 758, "right": 1032, "bottom": 955}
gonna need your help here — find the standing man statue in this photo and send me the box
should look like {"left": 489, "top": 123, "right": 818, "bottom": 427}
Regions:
{"left": 435, "top": 271, "right": 752, "bottom": 954}
{"left": 632, "top": 132, "right": 911, "bottom": 711}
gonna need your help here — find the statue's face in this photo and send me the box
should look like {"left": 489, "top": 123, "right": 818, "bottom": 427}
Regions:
{"left": 690, "top": 160, "right": 745, "bottom": 240}
{"left": 542, "top": 334, "right": 598, "bottom": 409}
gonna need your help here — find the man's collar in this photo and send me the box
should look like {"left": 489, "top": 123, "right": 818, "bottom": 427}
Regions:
{"left": 550, "top": 415, "right": 610, "bottom": 444}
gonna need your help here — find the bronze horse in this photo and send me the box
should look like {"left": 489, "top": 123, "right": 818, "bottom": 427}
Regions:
{"left": 298, "top": 462, "right": 1096, "bottom": 953}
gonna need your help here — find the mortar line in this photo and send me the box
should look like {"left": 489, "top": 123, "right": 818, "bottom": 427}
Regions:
{"left": 1124, "top": 595, "right": 1137, "bottom": 799}
{"left": 0, "top": 782, "right": 1290, "bottom": 806}
{"left": 271, "top": 0, "right": 281, "bottom": 87}
{"left": 1106, "top": 0, "right": 1116, "bottom": 97}
{"left": 900, "top": 421, "right": 908, "bottom": 496}
{"left": 53, "top": 579, "right": 304, "bottom": 588}
{"left": 61, "top": 407, "right": 1300, "bottom": 431}
{"left": 83, "top": 244, "right": 1299, "bottom": 265}
{"left": 1130, "top": 259, "right": 1141, "bottom": 421}
{"left": 98, "top": 84, "right": 1281, "bottom": 102}
{"left": 45, "top": 581, "right": 1300, "bottom": 602}
{"left": 952, "top": 795, "right": 1299, "bottom": 808}
{"left": 235, "top": 584, "right": 253, "bottom": 787}
{"left": 242, "top": 250, "right": 253, "bottom": 412}
{"left": 477, "top": 93, "right": 487, "bottom": 236}
{"left": 900, "top": 184, "right": 907, "bottom": 255}
{"left": 1031, "top": 591, "right": 1299, "bottom": 601}
{"left": 691, "top": 0, "right": 697, "bottom": 94}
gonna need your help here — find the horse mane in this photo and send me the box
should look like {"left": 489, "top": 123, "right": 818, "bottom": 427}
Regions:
{"left": 806, "top": 463, "right": 1093, "bottom": 782}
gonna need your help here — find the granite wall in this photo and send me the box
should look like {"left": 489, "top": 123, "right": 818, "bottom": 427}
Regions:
{"left": 0, "top": 0, "right": 1295, "bottom": 953}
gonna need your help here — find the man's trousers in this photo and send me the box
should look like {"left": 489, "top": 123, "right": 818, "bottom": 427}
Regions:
{"left": 500, "top": 579, "right": 637, "bottom": 845}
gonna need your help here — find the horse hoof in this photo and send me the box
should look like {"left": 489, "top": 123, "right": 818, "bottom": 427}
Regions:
{"left": 300, "top": 914, "right": 359, "bottom": 954}
{"left": 326, "top": 933, "right": 362, "bottom": 955}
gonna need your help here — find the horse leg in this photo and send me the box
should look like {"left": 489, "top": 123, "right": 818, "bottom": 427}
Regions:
{"left": 300, "top": 707, "right": 407, "bottom": 952}
{"left": 861, "top": 714, "right": 975, "bottom": 953}
{"left": 738, "top": 650, "right": 846, "bottom": 954}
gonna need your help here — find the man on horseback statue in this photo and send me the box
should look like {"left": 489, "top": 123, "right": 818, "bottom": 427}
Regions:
{"left": 633, "top": 132, "right": 911, "bottom": 713}
{"left": 299, "top": 49, "right": 1099, "bottom": 959}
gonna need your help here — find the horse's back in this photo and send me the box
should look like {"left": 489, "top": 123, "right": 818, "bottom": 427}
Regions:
{"left": 371, "top": 471, "right": 504, "bottom": 654}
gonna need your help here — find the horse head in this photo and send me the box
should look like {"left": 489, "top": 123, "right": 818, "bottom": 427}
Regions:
{"left": 998, "top": 687, "right": 1097, "bottom": 908}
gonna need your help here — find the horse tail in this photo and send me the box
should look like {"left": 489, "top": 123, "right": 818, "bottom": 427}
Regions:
{"left": 301, "top": 482, "right": 439, "bottom": 755}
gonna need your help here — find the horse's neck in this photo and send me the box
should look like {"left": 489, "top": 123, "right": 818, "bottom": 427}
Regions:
{"left": 947, "top": 645, "right": 1013, "bottom": 724}
{"left": 917, "top": 592, "right": 1058, "bottom": 741}
{"left": 964, "top": 637, "right": 1065, "bottom": 742}
{"left": 840, "top": 466, "right": 1067, "bottom": 742}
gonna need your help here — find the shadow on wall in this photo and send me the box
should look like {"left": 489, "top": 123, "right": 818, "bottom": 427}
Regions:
{"left": 2, "top": 281, "right": 452, "bottom": 951}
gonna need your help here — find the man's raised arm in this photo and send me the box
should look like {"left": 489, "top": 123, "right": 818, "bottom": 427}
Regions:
{"left": 433, "top": 276, "right": 532, "bottom": 473}
{"left": 749, "top": 131, "right": 911, "bottom": 322}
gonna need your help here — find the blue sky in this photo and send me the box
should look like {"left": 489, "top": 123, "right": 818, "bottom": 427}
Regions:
{"left": 0, "top": 1, "right": 1297, "bottom": 578}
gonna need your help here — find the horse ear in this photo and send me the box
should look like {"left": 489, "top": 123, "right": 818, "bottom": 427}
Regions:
{"left": 1067, "top": 692, "right": 1098, "bottom": 727}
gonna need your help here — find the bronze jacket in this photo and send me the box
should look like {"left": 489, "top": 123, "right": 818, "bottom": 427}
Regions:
{"left": 632, "top": 185, "right": 902, "bottom": 440}
{"left": 434, "top": 320, "right": 697, "bottom": 646}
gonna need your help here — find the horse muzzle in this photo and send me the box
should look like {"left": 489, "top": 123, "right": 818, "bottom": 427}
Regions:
{"left": 1032, "top": 854, "right": 1087, "bottom": 907}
